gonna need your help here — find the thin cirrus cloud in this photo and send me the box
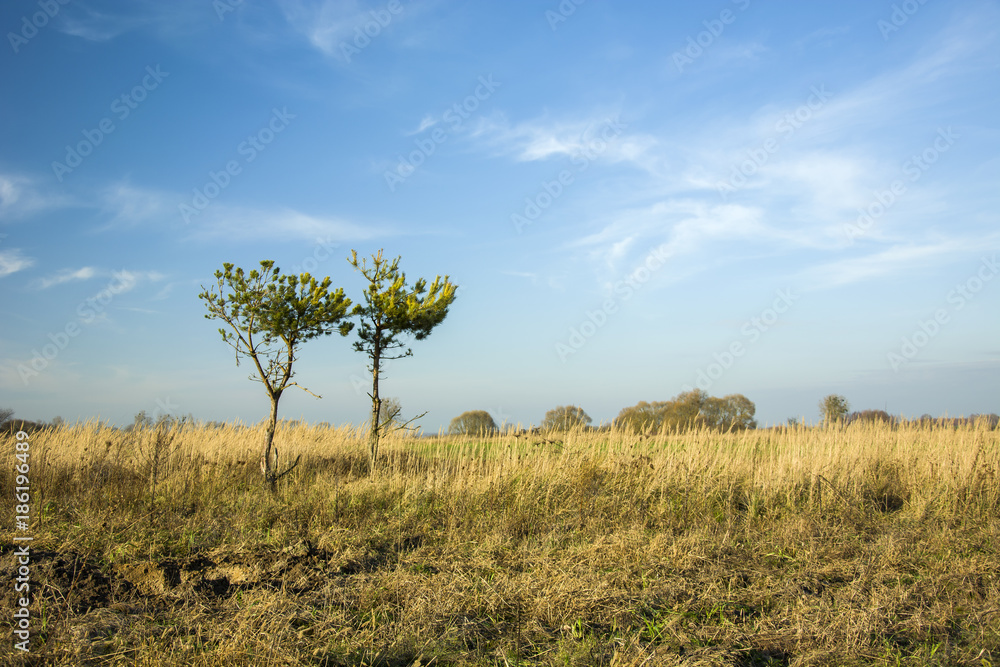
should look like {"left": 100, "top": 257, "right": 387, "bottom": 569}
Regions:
{"left": 450, "top": 16, "right": 996, "bottom": 306}
{"left": 468, "top": 112, "right": 656, "bottom": 166}
{"left": 54, "top": 10, "right": 146, "bottom": 42}
{"left": 279, "top": 0, "right": 408, "bottom": 60}
{"left": 572, "top": 200, "right": 769, "bottom": 274}
{"left": 0, "top": 175, "right": 383, "bottom": 257}
{"left": 96, "top": 182, "right": 177, "bottom": 231}
{"left": 31, "top": 267, "right": 99, "bottom": 290}
{"left": 0, "top": 173, "right": 76, "bottom": 220}
{"left": 184, "top": 205, "right": 383, "bottom": 243}
{"left": 688, "top": 18, "right": 987, "bottom": 182}
{"left": 0, "top": 249, "right": 35, "bottom": 279}
{"left": 787, "top": 14, "right": 996, "bottom": 144}
{"left": 86, "top": 182, "right": 384, "bottom": 244}
{"left": 30, "top": 267, "right": 166, "bottom": 292}
{"left": 557, "top": 17, "right": 996, "bottom": 285}
{"left": 405, "top": 115, "right": 438, "bottom": 136}
{"left": 50, "top": 1, "right": 209, "bottom": 43}
{"left": 797, "top": 238, "right": 996, "bottom": 290}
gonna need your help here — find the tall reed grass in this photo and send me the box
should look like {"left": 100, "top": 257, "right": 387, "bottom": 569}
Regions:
{"left": 2, "top": 420, "right": 997, "bottom": 665}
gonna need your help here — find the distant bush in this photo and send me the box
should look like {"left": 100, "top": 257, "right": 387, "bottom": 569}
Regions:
{"left": 819, "top": 394, "right": 850, "bottom": 425}
{"left": 1, "top": 419, "right": 48, "bottom": 435}
{"left": 540, "top": 405, "right": 592, "bottom": 431}
{"left": 615, "top": 390, "right": 756, "bottom": 433}
{"left": 847, "top": 410, "right": 895, "bottom": 426}
{"left": 0, "top": 408, "right": 51, "bottom": 434}
{"left": 975, "top": 413, "right": 1000, "bottom": 429}
{"left": 906, "top": 413, "right": 999, "bottom": 429}
{"left": 448, "top": 410, "right": 498, "bottom": 436}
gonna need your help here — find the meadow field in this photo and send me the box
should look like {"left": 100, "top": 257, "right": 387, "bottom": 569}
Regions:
{"left": 2, "top": 420, "right": 998, "bottom": 666}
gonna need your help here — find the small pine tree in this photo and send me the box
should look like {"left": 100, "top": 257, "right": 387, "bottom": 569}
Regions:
{"left": 199, "top": 260, "right": 353, "bottom": 490}
{"left": 348, "top": 250, "right": 457, "bottom": 472}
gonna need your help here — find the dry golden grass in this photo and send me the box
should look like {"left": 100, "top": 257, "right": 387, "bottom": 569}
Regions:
{"left": 2, "top": 420, "right": 999, "bottom": 666}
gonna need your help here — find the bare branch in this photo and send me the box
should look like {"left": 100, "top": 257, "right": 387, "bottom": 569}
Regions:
{"left": 287, "top": 382, "right": 322, "bottom": 399}
{"left": 386, "top": 410, "right": 427, "bottom": 434}
{"left": 274, "top": 453, "right": 303, "bottom": 482}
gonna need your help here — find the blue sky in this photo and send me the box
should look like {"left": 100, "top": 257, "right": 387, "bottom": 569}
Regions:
{"left": 1, "top": 0, "right": 998, "bottom": 430}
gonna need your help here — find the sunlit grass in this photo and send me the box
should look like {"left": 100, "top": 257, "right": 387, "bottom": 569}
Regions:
{"left": 2, "top": 420, "right": 998, "bottom": 665}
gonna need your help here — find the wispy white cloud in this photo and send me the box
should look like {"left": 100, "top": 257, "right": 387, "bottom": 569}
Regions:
{"left": 405, "top": 115, "right": 438, "bottom": 136}
{"left": 695, "top": 39, "right": 768, "bottom": 71}
{"left": 56, "top": 9, "right": 146, "bottom": 41}
{"left": 0, "top": 176, "right": 21, "bottom": 210}
{"left": 53, "top": 1, "right": 209, "bottom": 42}
{"left": 187, "top": 205, "right": 382, "bottom": 243}
{"left": 0, "top": 249, "right": 35, "bottom": 278}
{"left": 792, "top": 26, "right": 850, "bottom": 51}
{"left": 785, "top": 13, "right": 997, "bottom": 142}
{"left": 469, "top": 112, "right": 658, "bottom": 168}
{"left": 114, "top": 306, "right": 160, "bottom": 315}
{"left": 574, "top": 200, "right": 770, "bottom": 271}
{"left": 279, "top": 0, "right": 416, "bottom": 61}
{"left": 280, "top": 0, "right": 361, "bottom": 57}
{"left": 30, "top": 267, "right": 165, "bottom": 292}
{"left": 553, "top": 12, "right": 999, "bottom": 288}
{"left": 32, "top": 267, "right": 98, "bottom": 290}
{"left": 0, "top": 173, "right": 75, "bottom": 220}
{"left": 798, "top": 238, "right": 996, "bottom": 289}
{"left": 89, "top": 181, "right": 384, "bottom": 243}
{"left": 153, "top": 282, "right": 177, "bottom": 301}
{"left": 501, "top": 270, "right": 537, "bottom": 280}
{"left": 97, "top": 182, "right": 176, "bottom": 230}
{"left": 0, "top": 175, "right": 389, "bottom": 247}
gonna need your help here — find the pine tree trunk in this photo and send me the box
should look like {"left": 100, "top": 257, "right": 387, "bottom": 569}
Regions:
{"left": 262, "top": 396, "right": 280, "bottom": 491}
{"left": 369, "top": 349, "right": 381, "bottom": 474}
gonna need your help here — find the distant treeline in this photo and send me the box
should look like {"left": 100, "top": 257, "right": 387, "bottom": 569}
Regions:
{"left": 2, "top": 404, "right": 997, "bottom": 437}
{"left": 843, "top": 410, "right": 1000, "bottom": 429}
